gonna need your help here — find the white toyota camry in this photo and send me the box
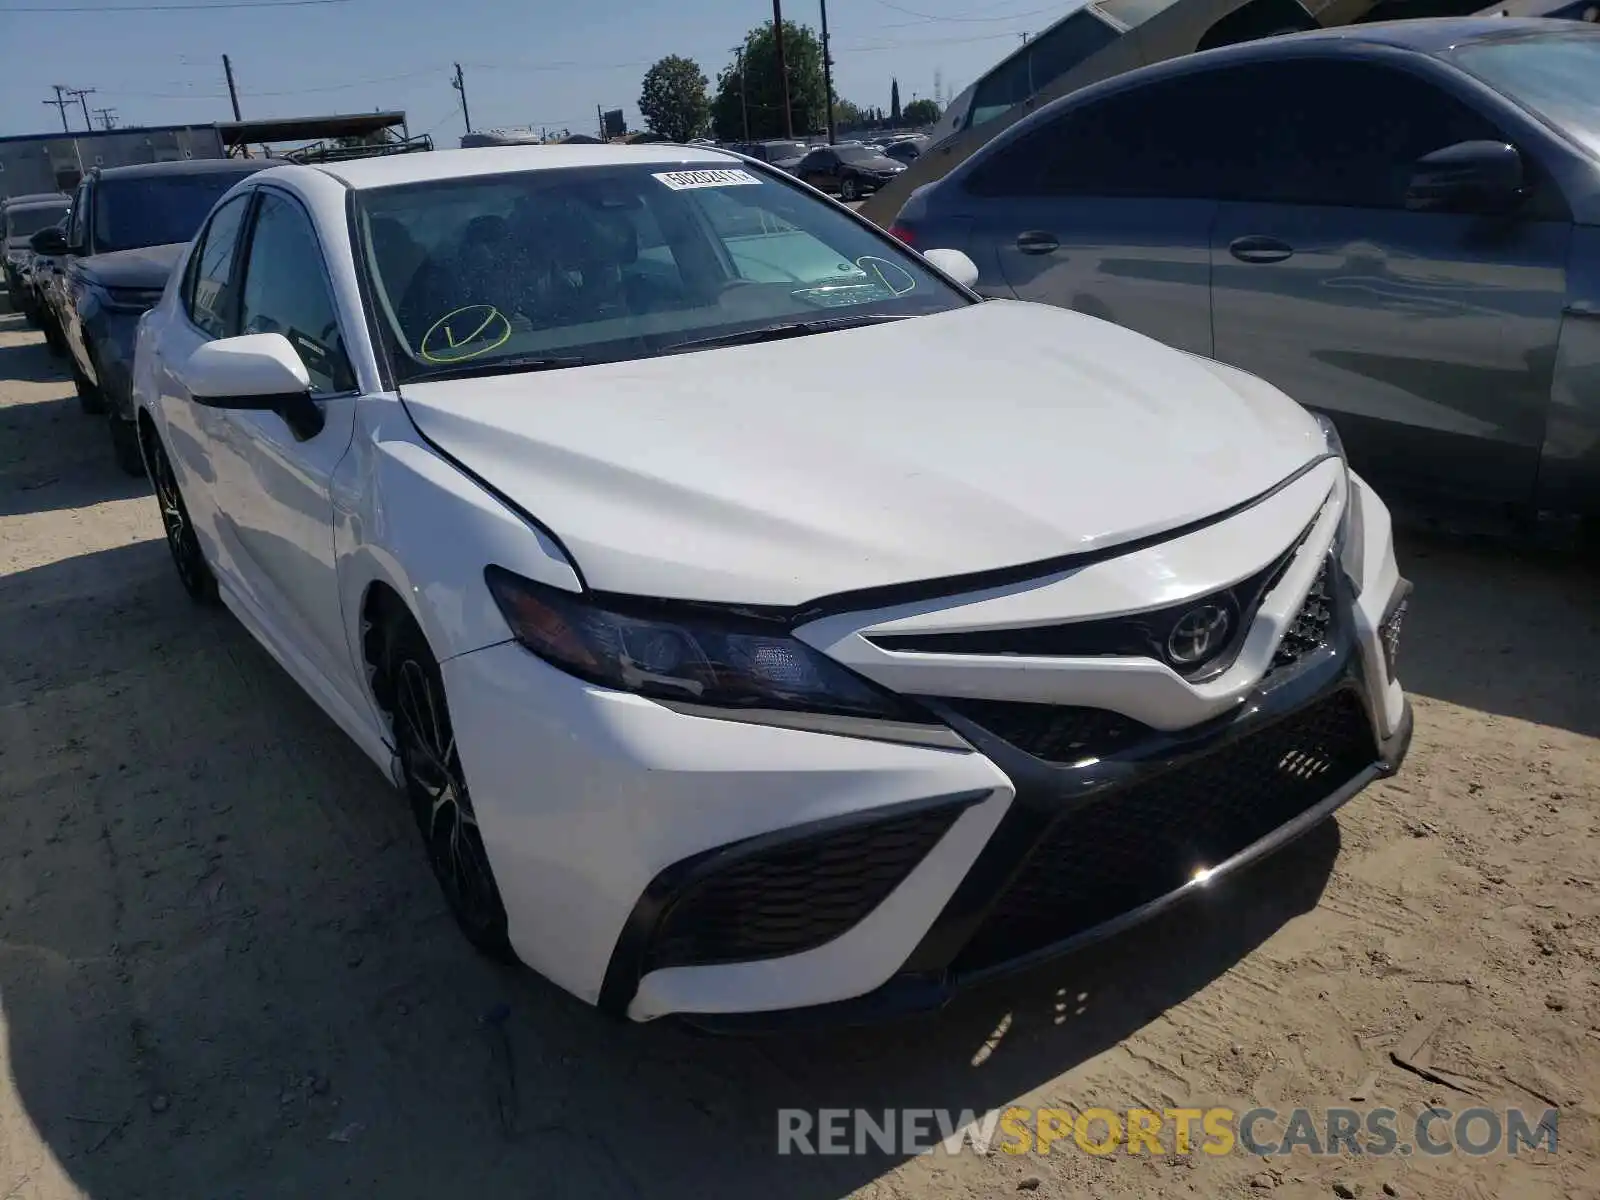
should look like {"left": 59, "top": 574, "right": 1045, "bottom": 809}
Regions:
{"left": 131, "top": 145, "right": 1412, "bottom": 1028}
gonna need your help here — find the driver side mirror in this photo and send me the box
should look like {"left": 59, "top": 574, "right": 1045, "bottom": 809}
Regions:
{"left": 30, "top": 226, "right": 69, "bottom": 256}
{"left": 922, "top": 247, "right": 981, "bottom": 290}
{"left": 1405, "top": 140, "right": 1526, "bottom": 215}
{"left": 181, "top": 333, "right": 325, "bottom": 440}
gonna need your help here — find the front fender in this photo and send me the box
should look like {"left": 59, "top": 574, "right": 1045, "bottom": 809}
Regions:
{"left": 334, "top": 398, "right": 582, "bottom": 671}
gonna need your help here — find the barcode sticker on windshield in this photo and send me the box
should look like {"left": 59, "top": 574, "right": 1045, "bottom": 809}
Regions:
{"left": 652, "top": 169, "right": 763, "bottom": 190}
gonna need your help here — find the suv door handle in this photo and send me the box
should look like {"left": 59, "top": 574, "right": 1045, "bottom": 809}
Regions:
{"left": 1016, "top": 230, "right": 1060, "bottom": 255}
{"left": 1228, "top": 235, "right": 1294, "bottom": 264}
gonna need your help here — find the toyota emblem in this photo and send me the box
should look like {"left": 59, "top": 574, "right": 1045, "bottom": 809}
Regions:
{"left": 1167, "top": 604, "right": 1233, "bottom": 666}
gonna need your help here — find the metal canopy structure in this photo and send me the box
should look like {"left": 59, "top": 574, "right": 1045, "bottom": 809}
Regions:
{"left": 217, "top": 111, "right": 409, "bottom": 154}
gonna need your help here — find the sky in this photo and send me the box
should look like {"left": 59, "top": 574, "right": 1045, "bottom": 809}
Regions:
{"left": 0, "top": 0, "right": 1065, "bottom": 143}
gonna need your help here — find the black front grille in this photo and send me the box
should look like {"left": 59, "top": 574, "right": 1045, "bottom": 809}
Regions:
{"left": 944, "top": 699, "right": 1149, "bottom": 765}
{"left": 1272, "top": 562, "right": 1333, "bottom": 671}
{"left": 644, "top": 804, "right": 966, "bottom": 972}
{"left": 954, "top": 689, "right": 1376, "bottom": 973}
{"left": 867, "top": 538, "right": 1306, "bottom": 679}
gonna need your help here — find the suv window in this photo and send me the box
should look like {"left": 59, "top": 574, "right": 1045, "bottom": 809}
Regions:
{"left": 969, "top": 12, "right": 1120, "bottom": 128}
{"left": 67, "top": 182, "right": 90, "bottom": 251}
{"left": 238, "top": 192, "right": 355, "bottom": 394}
{"left": 1223, "top": 59, "right": 1508, "bottom": 208}
{"left": 965, "top": 70, "right": 1246, "bottom": 199}
{"left": 185, "top": 193, "right": 252, "bottom": 339}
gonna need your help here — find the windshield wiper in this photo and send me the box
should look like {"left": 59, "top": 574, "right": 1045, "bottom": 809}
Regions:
{"left": 406, "top": 354, "right": 590, "bottom": 383}
{"left": 661, "top": 313, "right": 913, "bottom": 355}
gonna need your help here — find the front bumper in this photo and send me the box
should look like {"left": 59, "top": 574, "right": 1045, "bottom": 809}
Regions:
{"left": 442, "top": 467, "right": 1411, "bottom": 1024}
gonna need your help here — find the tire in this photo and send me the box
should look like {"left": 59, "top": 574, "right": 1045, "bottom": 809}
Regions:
{"left": 71, "top": 356, "right": 106, "bottom": 415}
{"left": 109, "top": 413, "right": 145, "bottom": 478}
{"left": 379, "top": 611, "right": 513, "bottom": 961}
{"left": 841, "top": 176, "right": 861, "bottom": 202}
{"left": 42, "top": 315, "right": 66, "bottom": 359}
{"left": 147, "top": 429, "right": 218, "bottom": 604}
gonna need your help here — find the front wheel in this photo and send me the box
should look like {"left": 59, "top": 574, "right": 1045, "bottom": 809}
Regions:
{"left": 147, "top": 429, "right": 218, "bottom": 604}
{"left": 380, "top": 613, "right": 513, "bottom": 961}
{"left": 110, "top": 413, "right": 145, "bottom": 478}
{"left": 71, "top": 358, "right": 105, "bottom": 415}
{"left": 841, "top": 176, "right": 861, "bottom": 202}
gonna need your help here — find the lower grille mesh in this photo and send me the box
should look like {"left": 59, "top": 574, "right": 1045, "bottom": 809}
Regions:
{"left": 645, "top": 803, "right": 966, "bottom": 972}
{"left": 954, "top": 689, "right": 1376, "bottom": 973}
{"left": 944, "top": 699, "right": 1149, "bottom": 765}
{"left": 1272, "top": 563, "right": 1334, "bottom": 672}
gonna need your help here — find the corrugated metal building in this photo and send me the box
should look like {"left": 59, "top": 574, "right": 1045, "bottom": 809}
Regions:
{"left": 0, "top": 125, "right": 225, "bottom": 201}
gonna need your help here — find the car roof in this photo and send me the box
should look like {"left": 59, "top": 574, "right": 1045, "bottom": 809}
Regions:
{"left": 1165, "top": 14, "right": 1598, "bottom": 65}
{"left": 312, "top": 144, "right": 746, "bottom": 190}
{"left": 94, "top": 158, "right": 272, "bottom": 181}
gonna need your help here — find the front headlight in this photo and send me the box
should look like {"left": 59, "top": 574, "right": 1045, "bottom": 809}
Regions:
{"left": 485, "top": 566, "right": 960, "bottom": 744}
{"left": 1313, "top": 411, "right": 1345, "bottom": 462}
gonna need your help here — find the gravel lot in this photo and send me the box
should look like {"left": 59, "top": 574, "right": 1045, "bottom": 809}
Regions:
{"left": 1, "top": 309, "right": 1596, "bottom": 1200}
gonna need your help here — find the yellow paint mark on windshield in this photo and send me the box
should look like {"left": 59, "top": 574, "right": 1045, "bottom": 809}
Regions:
{"left": 420, "top": 305, "right": 512, "bottom": 364}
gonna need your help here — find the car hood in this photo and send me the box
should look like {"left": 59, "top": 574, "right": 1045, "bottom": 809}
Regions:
{"left": 849, "top": 156, "right": 903, "bottom": 172}
{"left": 76, "top": 242, "right": 186, "bottom": 288}
{"left": 398, "top": 300, "right": 1326, "bottom": 607}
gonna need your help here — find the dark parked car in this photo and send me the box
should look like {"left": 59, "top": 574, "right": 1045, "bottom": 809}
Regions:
{"left": 727, "top": 139, "right": 811, "bottom": 175}
{"left": 32, "top": 157, "right": 270, "bottom": 474}
{"left": 881, "top": 137, "right": 929, "bottom": 166}
{"left": 3, "top": 193, "right": 70, "bottom": 324}
{"left": 795, "top": 143, "right": 908, "bottom": 201}
{"left": 894, "top": 19, "right": 1600, "bottom": 534}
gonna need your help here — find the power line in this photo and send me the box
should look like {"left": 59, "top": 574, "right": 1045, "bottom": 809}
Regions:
{"left": 834, "top": 29, "right": 1032, "bottom": 51}
{"left": 0, "top": 0, "right": 349, "bottom": 11}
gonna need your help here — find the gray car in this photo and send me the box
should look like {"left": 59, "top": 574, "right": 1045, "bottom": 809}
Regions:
{"left": 894, "top": 18, "right": 1600, "bottom": 533}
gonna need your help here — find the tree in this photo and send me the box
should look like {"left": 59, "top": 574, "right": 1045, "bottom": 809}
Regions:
{"left": 711, "top": 21, "right": 828, "bottom": 141}
{"left": 639, "top": 55, "right": 710, "bottom": 143}
{"left": 834, "top": 98, "right": 868, "bottom": 131}
{"left": 890, "top": 78, "right": 902, "bottom": 125}
{"left": 902, "top": 97, "right": 941, "bottom": 126}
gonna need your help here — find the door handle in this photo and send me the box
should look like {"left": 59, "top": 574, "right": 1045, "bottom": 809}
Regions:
{"left": 1016, "top": 230, "right": 1060, "bottom": 255}
{"left": 1228, "top": 235, "right": 1293, "bottom": 264}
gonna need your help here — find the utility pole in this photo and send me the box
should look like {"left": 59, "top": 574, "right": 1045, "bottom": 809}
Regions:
{"left": 730, "top": 44, "right": 750, "bottom": 142}
{"left": 93, "top": 106, "right": 118, "bottom": 130}
{"left": 222, "top": 54, "right": 242, "bottom": 120}
{"left": 451, "top": 62, "right": 472, "bottom": 133}
{"left": 43, "top": 85, "right": 73, "bottom": 133}
{"left": 771, "top": 0, "right": 793, "bottom": 139}
{"left": 67, "top": 87, "right": 96, "bottom": 131}
{"left": 597, "top": 104, "right": 604, "bottom": 140}
{"left": 819, "top": 0, "right": 835, "bottom": 144}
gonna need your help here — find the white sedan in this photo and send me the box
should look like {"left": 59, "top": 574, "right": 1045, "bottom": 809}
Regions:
{"left": 131, "top": 145, "right": 1413, "bottom": 1027}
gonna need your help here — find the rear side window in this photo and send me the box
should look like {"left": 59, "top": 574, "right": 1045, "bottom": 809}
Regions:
{"left": 184, "top": 193, "right": 252, "bottom": 339}
{"left": 965, "top": 70, "right": 1247, "bottom": 199}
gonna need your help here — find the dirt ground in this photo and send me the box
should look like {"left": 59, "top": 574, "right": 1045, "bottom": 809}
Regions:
{"left": 0, "top": 308, "right": 1596, "bottom": 1200}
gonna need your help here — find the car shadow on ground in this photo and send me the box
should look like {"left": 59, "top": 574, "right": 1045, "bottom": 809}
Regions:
{"left": 0, "top": 320, "right": 150, "bottom": 518}
{"left": 1394, "top": 526, "right": 1599, "bottom": 739}
{"left": 0, "top": 535, "right": 1341, "bottom": 1199}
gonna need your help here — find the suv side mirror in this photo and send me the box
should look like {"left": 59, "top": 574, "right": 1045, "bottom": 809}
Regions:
{"left": 30, "top": 226, "right": 69, "bottom": 256}
{"left": 1405, "top": 140, "right": 1526, "bottom": 215}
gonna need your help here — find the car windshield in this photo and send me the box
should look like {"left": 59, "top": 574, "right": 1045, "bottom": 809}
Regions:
{"left": 93, "top": 173, "right": 254, "bottom": 254}
{"left": 5, "top": 204, "right": 69, "bottom": 240}
{"left": 1450, "top": 32, "right": 1600, "bottom": 157}
{"left": 354, "top": 161, "right": 968, "bottom": 383}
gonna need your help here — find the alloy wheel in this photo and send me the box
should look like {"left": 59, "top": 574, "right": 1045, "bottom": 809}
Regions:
{"left": 150, "top": 436, "right": 215, "bottom": 602}
{"left": 393, "top": 652, "right": 509, "bottom": 953}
